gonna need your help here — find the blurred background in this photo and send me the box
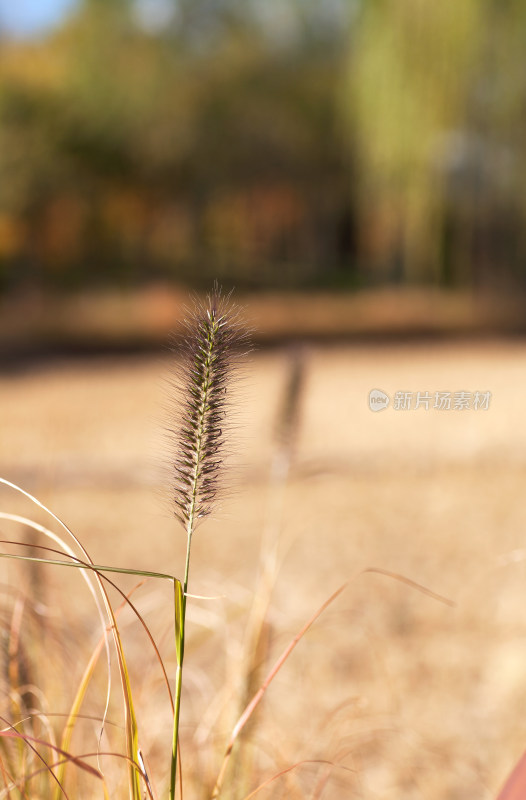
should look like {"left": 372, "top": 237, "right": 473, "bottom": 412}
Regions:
{"left": 2, "top": 3, "right": 526, "bottom": 798}
{"left": 0, "top": 0, "right": 526, "bottom": 353}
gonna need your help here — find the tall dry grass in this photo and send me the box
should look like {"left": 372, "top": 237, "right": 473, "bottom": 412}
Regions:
{"left": 0, "top": 290, "right": 362, "bottom": 799}
{"left": 1, "top": 299, "right": 520, "bottom": 799}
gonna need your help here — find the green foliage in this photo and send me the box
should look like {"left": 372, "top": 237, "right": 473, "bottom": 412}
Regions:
{"left": 1, "top": 0, "right": 526, "bottom": 293}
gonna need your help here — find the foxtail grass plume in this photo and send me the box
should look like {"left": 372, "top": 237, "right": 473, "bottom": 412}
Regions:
{"left": 168, "top": 286, "right": 246, "bottom": 799}
{"left": 172, "top": 286, "right": 244, "bottom": 532}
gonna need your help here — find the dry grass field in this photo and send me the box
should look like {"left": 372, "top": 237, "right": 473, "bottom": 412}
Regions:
{"left": 0, "top": 340, "right": 525, "bottom": 798}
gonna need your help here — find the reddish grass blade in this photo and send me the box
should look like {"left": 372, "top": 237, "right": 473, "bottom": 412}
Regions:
{"left": 496, "top": 750, "right": 526, "bottom": 800}
{"left": 362, "top": 567, "right": 455, "bottom": 606}
{"left": 211, "top": 567, "right": 453, "bottom": 799}
{"left": 0, "top": 731, "right": 104, "bottom": 779}
{"left": 210, "top": 583, "right": 348, "bottom": 799}
{"left": 242, "top": 759, "right": 355, "bottom": 800}
{"left": 0, "top": 727, "right": 76, "bottom": 799}
{"left": 27, "top": 750, "right": 153, "bottom": 797}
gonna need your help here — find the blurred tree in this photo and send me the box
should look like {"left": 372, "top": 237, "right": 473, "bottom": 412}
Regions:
{"left": 348, "top": 0, "right": 526, "bottom": 291}
{"left": 1, "top": 0, "right": 526, "bottom": 294}
{"left": 0, "top": 0, "right": 354, "bottom": 292}
{"left": 348, "top": 0, "right": 485, "bottom": 286}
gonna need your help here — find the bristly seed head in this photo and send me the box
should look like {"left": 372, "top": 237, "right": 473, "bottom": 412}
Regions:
{"left": 172, "top": 286, "right": 245, "bottom": 530}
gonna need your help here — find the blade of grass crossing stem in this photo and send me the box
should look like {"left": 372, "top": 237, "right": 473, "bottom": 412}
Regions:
{"left": 0, "top": 547, "right": 176, "bottom": 722}
{"left": 0, "top": 486, "right": 110, "bottom": 666}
